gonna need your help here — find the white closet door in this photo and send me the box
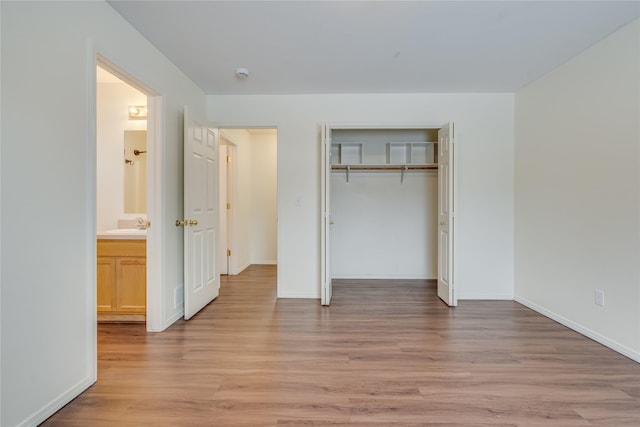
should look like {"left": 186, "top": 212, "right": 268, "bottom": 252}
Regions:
{"left": 321, "top": 124, "right": 332, "bottom": 305}
{"left": 437, "top": 123, "right": 456, "bottom": 306}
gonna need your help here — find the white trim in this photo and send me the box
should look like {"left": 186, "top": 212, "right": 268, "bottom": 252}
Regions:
{"left": 164, "top": 309, "right": 184, "bottom": 330}
{"left": 145, "top": 95, "right": 165, "bottom": 332}
{"left": 95, "top": 54, "right": 165, "bottom": 332}
{"left": 322, "top": 121, "right": 454, "bottom": 305}
{"left": 85, "top": 35, "right": 99, "bottom": 397}
{"left": 235, "top": 261, "right": 252, "bottom": 275}
{"left": 20, "top": 375, "right": 94, "bottom": 427}
{"left": 251, "top": 260, "right": 278, "bottom": 265}
{"left": 0, "top": 1, "right": 2, "bottom": 416}
{"left": 278, "top": 293, "right": 319, "bottom": 299}
{"left": 324, "top": 121, "right": 450, "bottom": 130}
{"left": 457, "top": 293, "right": 514, "bottom": 300}
{"left": 219, "top": 134, "right": 238, "bottom": 276}
{"left": 515, "top": 296, "right": 640, "bottom": 363}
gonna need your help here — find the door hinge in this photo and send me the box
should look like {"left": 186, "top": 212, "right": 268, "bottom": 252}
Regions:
{"left": 226, "top": 203, "right": 231, "bottom": 210}
{"left": 227, "top": 155, "right": 231, "bottom": 163}
{"left": 227, "top": 249, "right": 231, "bottom": 257}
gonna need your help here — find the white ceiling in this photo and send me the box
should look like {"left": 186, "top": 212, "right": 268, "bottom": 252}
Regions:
{"left": 108, "top": 1, "right": 640, "bottom": 95}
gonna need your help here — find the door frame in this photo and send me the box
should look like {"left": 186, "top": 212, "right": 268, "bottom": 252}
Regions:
{"left": 320, "top": 121, "right": 457, "bottom": 306}
{"left": 93, "top": 53, "right": 164, "bottom": 332}
{"left": 219, "top": 141, "right": 229, "bottom": 275}
{"left": 218, "top": 128, "right": 278, "bottom": 276}
{"left": 219, "top": 132, "right": 239, "bottom": 274}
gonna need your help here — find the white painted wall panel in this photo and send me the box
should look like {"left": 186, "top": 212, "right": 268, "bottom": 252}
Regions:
{"left": 331, "top": 171, "right": 438, "bottom": 279}
{"left": 208, "top": 93, "right": 515, "bottom": 299}
{"left": 1, "top": 2, "right": 205, "bottom": 425}
{"left": 250, "top": 133, "right": 278, "bottom": 265}
{"left": 514, "top": 19, "right": 640, "bottom": 360}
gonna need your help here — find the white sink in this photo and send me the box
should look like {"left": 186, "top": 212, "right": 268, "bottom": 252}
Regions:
{"left": 103, "top": 228, "right": 147, "bottom": 235}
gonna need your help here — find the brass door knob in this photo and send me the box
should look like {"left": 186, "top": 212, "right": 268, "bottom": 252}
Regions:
{"left": 188, "top": 219, "right": 198, "bottom": 226}
{"left": 176, "top": 220, "right": 185, "bottom": 227}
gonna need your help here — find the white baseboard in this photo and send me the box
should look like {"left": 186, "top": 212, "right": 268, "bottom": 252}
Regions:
{"left": 251, "top": 260, "right": 277, "bottom": 265}
{"left": 232, "top": 262, "right": 251, "bottom": 275}
{"left": 515, "top": 296, "right": 640, "bottom": 363}
{"left": 277, "top": 294, "right": 318, "bottom": 299}
{"left": 458, "top": 292, "right": 514, "bottom": 300}
{"left": 163, "top": 309, "right": 184, "bottom": 330}
{"left": 21, "top": 375, "right": 95, "bottom": 427}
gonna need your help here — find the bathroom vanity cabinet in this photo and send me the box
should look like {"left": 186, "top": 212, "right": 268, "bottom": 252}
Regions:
{"left": 97, "top": 239, "right": 146, "bottom": 317}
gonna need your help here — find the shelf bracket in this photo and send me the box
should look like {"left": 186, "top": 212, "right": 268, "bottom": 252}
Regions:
{"left": 346, "top": 165, "right": 350, "bottom": 183}
{"left": 401, "top": 165, "right": 408, "bottom": 184}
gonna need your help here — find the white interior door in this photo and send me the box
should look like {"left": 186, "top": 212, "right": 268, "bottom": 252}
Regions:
{"left": 437, "top": 123, "right": 456, "bottom": 306}
{"left": 183, "top": 106, "right": 220, "bottom": 319}
{"left": 321, "top": 124, "right": 332, "bottom": 305}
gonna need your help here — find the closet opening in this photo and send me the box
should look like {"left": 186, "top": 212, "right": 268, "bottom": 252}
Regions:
{"left": 321, "top": 123, "right": 455, "bottom": 306}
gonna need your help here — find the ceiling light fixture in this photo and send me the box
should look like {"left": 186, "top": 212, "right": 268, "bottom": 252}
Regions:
{"left": 235, "top": 67, "right": 249, "bottom": 79}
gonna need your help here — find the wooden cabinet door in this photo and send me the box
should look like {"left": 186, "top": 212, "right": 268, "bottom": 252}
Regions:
{"left": 97, "top": 258, "right": 117, "bottom": 312}
{"left": 116, "top": 258, "right": 146, "bottom": 313}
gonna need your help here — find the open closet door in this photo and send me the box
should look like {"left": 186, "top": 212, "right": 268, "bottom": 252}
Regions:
{"left": 437, "top": 123, "right": 456, "bottom": 306}
{"left": 321, "top": 124, "right": 332, "bottom": 305}
{"left": 182, "top": 106, "right": 220, "bottom": 319}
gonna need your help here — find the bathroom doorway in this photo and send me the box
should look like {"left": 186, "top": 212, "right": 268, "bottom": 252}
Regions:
{"left": 95, "top": 57, "right": 163, "bottom": 330}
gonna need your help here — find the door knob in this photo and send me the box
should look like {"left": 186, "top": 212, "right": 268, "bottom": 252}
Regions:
{"left": 176, "top": 219, "right": 185, "bottom": 227}
{"left": 189, "top": 219, "right": 198, "bottom": 226}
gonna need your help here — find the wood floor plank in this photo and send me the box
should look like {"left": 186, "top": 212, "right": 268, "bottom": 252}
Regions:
{"left": 41, "top": 265, "right": 640, "bottom": 426}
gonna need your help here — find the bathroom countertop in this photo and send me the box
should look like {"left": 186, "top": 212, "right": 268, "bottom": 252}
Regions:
{"left": 97, "top": 229, "right": 147, "bottom": 240}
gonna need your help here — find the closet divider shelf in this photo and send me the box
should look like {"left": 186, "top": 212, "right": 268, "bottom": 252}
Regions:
{"left": 331, "top": 141, "right": 438, "bottom": 183}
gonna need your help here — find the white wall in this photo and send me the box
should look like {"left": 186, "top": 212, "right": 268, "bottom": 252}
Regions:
{"left": 96, "top": 80, "right": 146, "bottom": 232}
{"left": 331, "top": 172, "right": 437, "bottom": 279}
{"left": 249, "top": 133, "right": 278, "bottom": 265}
{"left": 1, "top": 2, "right": 206, "bottom": 425}
{"left": 514, "top": 19, "right": 640, "bottom": 361}
{"left": 208, "top": 93, "right": 515, "bottom": 299}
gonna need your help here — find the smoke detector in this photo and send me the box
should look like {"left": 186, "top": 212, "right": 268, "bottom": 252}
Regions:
{"left": 235, "top": 67, "right": 249, "bottom": 79}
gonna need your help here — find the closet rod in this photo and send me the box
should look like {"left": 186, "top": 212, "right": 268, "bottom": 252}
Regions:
{"left": 331, "top": 165, "right": 438, "bottom": 171}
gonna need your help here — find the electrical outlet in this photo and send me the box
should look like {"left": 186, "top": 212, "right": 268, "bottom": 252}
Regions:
{"left": 594, "top": 289, "right": 605, "bottom": 307}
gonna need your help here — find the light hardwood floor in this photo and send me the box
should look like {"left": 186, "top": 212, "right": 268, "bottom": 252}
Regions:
{"left": 43, "top": 265, "right": 640, "bottom": 426}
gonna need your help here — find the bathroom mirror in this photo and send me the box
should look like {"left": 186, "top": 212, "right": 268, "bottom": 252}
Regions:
{"left": 123, "top": 130, "right": 147, "bottom": 214}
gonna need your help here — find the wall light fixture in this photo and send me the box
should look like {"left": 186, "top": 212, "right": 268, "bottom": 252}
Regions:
{"left": 128, "top": 105, "right": 147, "bottom": 120}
